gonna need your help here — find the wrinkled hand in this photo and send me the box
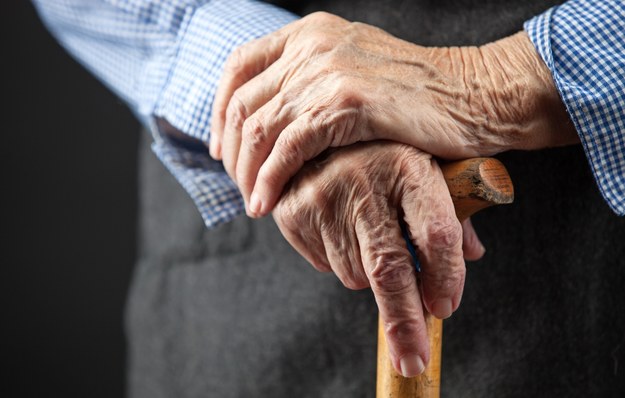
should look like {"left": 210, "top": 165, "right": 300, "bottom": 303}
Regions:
{"left": 272, "top": 141, "right": 484, "bottom": 377}
{"left": 210, "top": 12, "right": 577, "bottom": 216}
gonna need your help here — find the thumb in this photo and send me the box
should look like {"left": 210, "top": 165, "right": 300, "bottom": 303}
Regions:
{"left": 461, "top": 218, "right": 485, "bottom": 261}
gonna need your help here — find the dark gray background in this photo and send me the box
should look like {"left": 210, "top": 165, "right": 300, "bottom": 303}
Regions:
{"left": 5, "top": 1, "right": 625, "bottom": 398}
{"left": 4, "top": 2, "right": 138, "bottom": 397}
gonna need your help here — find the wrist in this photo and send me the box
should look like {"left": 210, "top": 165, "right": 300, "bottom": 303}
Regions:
{"left": 463, "top": 31, "right": 578, "bottom": 153}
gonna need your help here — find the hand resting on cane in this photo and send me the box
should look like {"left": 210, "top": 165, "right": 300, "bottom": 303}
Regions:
{"left": 271, "top": 141, "right": 484, "bottom": 377}
{"left": 208, "top": 11, "right": 577, "bottom": 379}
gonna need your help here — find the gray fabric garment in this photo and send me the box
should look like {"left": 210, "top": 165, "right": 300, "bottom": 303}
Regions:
{"left": 127, "top": 133, "right": 377, "bottom": 398}
{"left": 126, "top": 1, "right": 625, "bottom": 397}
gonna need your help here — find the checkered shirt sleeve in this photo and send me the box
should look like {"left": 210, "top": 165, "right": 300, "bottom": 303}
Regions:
{"left": 525, "top": 0, "right": 625, "bottom": 215}
{"left": 33, "top": 0, "right": 298, "bottom": 228}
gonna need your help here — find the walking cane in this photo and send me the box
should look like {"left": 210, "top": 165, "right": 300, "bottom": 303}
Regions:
{"left": 376, "top": 158, "right": 514, "bottom": 398}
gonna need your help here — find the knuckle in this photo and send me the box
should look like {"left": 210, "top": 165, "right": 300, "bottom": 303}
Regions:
{"left": 306, "top": 11, "right": 336, "bottom": 24}
{"left": 318, "top": 108, "right": 359, "bottom": 147}
{"left": 300, "top": 13, "right": 347, "bottom": 52}
{"left": 423, "top": 267, "right": 465, "bottom": 295}
{"left": 310, "top": 259, "right": 332, "bottom": 273}
{"left": 309, "top": 183, "right": 330, "bottom": 206}
{"left": 274, "top": 192, "right": 313, "bottom": 231}
{"left": 286, "top": 181, "right": 327, "bottom": 213}
{"left": 385, "top": 318, "right": 425, "bottom": 345}
{"left": 304, "top": 27, "right": 339, "bottom": 52}
{"left": 274, "top": 133, "right": 302, "bottom": 164}
{"left": 308, "top": 32, "right": 333, "bottom": 52}
{"left": 398, "top": 150, "right": 431, "bottom": 180}
{"left": 225, "top": 91, "right": 248, "bottom": 129}
{"left": 425, "top": 217, "right": 462, "bottom": 250}
{"left": 329, "top": 74, "right": 363, "bottom": 108}
{"left": 225, "top": 45, "right": 245, "bottom": 73}
{"left": 273, "top": 199, "right": 297, "bottom": 228}
{"left": 349, "top": 21, "right": 367, "bottom": 30}
{"left": 324, "top": 43, "right": 350, "bottom": 65}
{"left": 241, "top": 116, "right": 267, "bottom": 152}
{"left": 370, "top": 254, "right": 415, "bottom": 294}
{"left": 329, "top": 72, "right": 350, "bottom": 89}
{"left": 337, "top": 89, "right": 363, "bottom": 109}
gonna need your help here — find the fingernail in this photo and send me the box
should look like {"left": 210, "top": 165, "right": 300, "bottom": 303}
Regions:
{"left": 432, "top": 298, "right": 453, "bottom": 319}
{"left": 400, "top": 354, "right": 425, "bottom": 377}
{"left": 249, "top": 192, "right": 263, "bottom": 216}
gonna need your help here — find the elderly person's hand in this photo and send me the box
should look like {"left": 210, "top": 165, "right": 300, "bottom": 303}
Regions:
{"left": 210, "top": 12, "right": 578, "bottom": 216}
{"left": 271, "top": 140, "right": 484, "bottom": 377}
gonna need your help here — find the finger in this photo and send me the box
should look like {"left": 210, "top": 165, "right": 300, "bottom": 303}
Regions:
{"left": 320, "top": 223, "right": 369, "bottom": 290}
{"left": 235, "top": 91, "right": 301, "bottom": 206}
{"left": 242, "top": 109, "right": 323, "bottom": 215}
{"left": 220, "top": 56, "right": 292, "bottom": 183}
{"left": 210, "top": 29, "right": 289, "bottom": 160}
{"left": 461, "top": 218, "right": 485, "bottom": 261}
{"left": 272, "top": 198, "right": 331, "bottom": 273}
{"left": 248, "top": 107, "right": 363, "bottom": 216}
{"left": 356, "top": 200, "right": 428, "bottom": 377}
{"left": 401, "top": 159, "right": 465, "bottom": 320}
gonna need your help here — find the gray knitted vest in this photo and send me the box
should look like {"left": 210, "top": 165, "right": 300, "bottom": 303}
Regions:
{"left": 127, "top": 2, "right": 625, "bottom": 397}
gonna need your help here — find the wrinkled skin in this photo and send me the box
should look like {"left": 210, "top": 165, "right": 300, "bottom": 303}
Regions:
{"left": 204, "top": 11, "right": 579, "bottom": 377}
{"left": 209, "top": 12, "right": 577, "bottom": 216}
{"left": 272, "top": 141, "right": 483, "bottom": 376}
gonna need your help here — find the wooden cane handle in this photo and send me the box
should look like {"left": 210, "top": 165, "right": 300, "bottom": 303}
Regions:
{"left": 376, "top": 158, "right": 514, "bottom": 398}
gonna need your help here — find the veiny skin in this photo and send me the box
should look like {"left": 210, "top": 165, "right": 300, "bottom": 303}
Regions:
{"left": 209, "top": 12, "right": 577, "bottom": 215}
{"left": 204, "top": 11, "right": 579, "bottom": 377}
{"left": 272, "top": 141, "right": 478, "bottom": 377}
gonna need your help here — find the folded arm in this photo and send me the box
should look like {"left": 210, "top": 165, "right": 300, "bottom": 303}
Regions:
{"left": 212, "top": 0, "right": 625, "bottom": 218}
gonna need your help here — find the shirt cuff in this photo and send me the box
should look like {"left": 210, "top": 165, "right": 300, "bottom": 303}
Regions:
{"left": 148, "top": 119, "right": 245, "bottom": 228}
{"left": 153, "top": 0, "right": 298, "bottom": 143}
{"left": 146, "top": 0, "right": 297, "bottom": 228}
{"left": 524, "top": 0, "right": 625, "bottom": 215}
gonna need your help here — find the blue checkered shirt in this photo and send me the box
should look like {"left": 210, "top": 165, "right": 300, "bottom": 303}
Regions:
{"left": 34, "top": 0, "right": 625, "bottom": 228}
{"left": 525, "top": 0, "right": 625, "bottom": 215}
